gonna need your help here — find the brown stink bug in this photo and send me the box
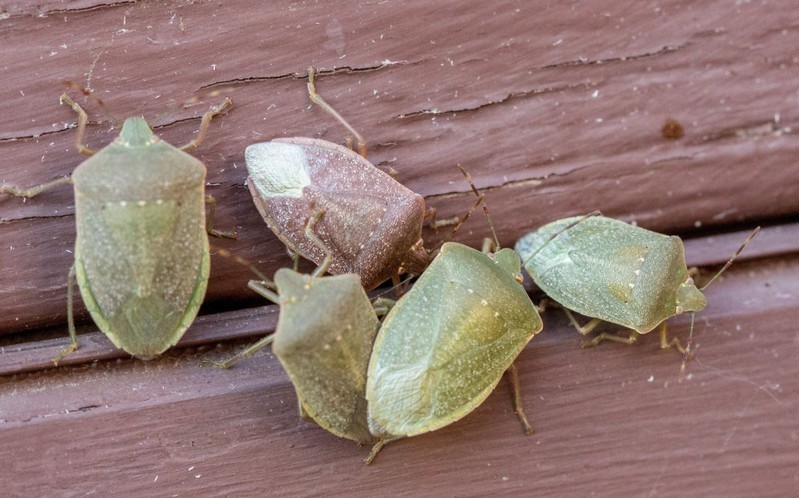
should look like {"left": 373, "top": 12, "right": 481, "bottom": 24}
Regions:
{"left": 244, "top": 67, "right": 454, "bottom": 290}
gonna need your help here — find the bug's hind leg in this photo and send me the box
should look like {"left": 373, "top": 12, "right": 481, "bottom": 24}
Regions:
{"left": 53, "top": 264, "right": 79, "bottom": 365}
{"left": 205, "top": 195, "right": 237, "bottom": 239}
{"left": 506, "top": 363, "right": 534, "bottom": 435}
{"left": 363, "top": 436, "right": 403, "bottom": 465}
{"left": 563, "top": 308, "right": 641, "bottom": 348}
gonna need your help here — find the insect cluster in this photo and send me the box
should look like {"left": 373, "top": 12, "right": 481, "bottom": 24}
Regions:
{"left": 1, "top": 69, "right": 758, "bottom": 464}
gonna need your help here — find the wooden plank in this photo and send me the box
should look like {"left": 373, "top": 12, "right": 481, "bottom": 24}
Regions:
{"left": 1, "top": 256, "right": 796, "bottom": 495}
{"left": 0, "top": 223, "right": 785, "bottom": 377}
{"left": 1, "top": 1, "right": 797, "bottom": 495}
{"left": 0, "top": 304, "right": 279, "bottom": 376}
{"left": 2, "top": 0, "right": 797, "bottom": 335}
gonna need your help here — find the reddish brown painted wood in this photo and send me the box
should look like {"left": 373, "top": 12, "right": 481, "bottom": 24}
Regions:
{"left": 1, "top": 1, "right": 797, "bottom": 495}
{"left": 0, "top": 223, "right": 785, "bottom": 379}
{"left": 2, "top": 0, "right": 798, "bottom": 334}
{"left": 0, "top": 304, "right": 279, "bottom": 376}
{"left": 1, "top": 257, "right": 797, "bottom": 495}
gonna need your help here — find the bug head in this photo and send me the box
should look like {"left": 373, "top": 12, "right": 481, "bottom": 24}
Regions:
{"left": 118, "top": 117, "right": 158, "bottom": 147}
{"left": 675, "top": 277, "right": 707, "bottom": 314}
{"left": 676, "top": 226, "right": 761, "bottom": 316}
{"left": 493, "top": 247, "right": 524, "bottom": 282}
{"left": 401, "top": 239, "right": 430, "bottom": 276}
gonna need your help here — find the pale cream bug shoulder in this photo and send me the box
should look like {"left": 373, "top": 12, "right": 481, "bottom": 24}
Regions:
{"left": 245, "top": 142, "right": 311, "bottom": 199}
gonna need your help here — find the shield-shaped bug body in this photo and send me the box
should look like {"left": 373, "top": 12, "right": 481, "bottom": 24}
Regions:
{"left": 365, "top": 241, "right": 543, "bottom": 461}
{"left": 2, "top": 94, "right": 234, "bottom": 362}
{"left": 244, "top": 68, "right": 450, "bottom": 290}
{"left": 207, "top": 235, "right": 384, "bottom": 444}
{"left": 515, "top": 215, "right": 758, "bottom": 350}
{"left": 256, "top": 269, "right": 380, "bottom": 444}
{"left": 245, "top": 138, "right": 427, "bottom": 290}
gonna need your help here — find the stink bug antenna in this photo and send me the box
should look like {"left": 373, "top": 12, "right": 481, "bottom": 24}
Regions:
{"left": 679, "top": 313, "right": 697, "bottom": 382}
{"left": 456, "top": 165, "right": 500, "bottom": 249}
{"left": 698, "top": 226, "right": 760, "bottom": 291}
{"left": 378, "top": 164, "right": 488, "bottom": 298}
{"left": 520, "top": 211, "right": 602, "bottom": 269}
{"left": 307, "top": 66, "right": 368, "bottom": 158}
{"left": 679, "top": 225, "right": 760, "bottom": 381}
{"left": 431, "top": 165, "right": 488, "bottom": 254}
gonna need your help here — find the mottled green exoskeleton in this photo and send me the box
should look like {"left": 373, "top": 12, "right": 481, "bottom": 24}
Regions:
{"left": 251, "top": 270, "right": 381, "bottom": 443}
{"left": 205, "top": 217, "right": 387, "bottom": 445}
{"left": 365, "top": 240, "right": 543, "bottom": 462}
{"left": 515, "top": 216, "right": 759, "bottom": 353}
{"left": 1, "top": 94, "right": 235, "bottom": 362}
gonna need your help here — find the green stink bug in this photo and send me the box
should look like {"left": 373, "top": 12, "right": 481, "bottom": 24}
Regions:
{"left": 246, "top": 270, "right": 381, "bottom": 444}
{"left": 205, "top": 214, "right": 388, "bottom": 445}
{"left": 514, "top": 216, "right": 759, "bottom": 353}
{"left": 1, "top": 93, "right": 235, "bottom": 362}
{"left": 244, "top": 67, "right": 455, "bottom": 290}
{"left": 365, "top": 236, "right": 543, "bottom": 462}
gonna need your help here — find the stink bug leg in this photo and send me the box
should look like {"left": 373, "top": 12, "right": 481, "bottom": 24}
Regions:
{"left": 194, "top": 97, "right": 237, "bottom": 240}
{"left": 424, "top": 206, "right": 460, "bottom": 230}
{"left": 307, "top": 66, "right": 367, "bottom": 158}
{"left": 52, "top": 264, "right": 80, "bottom": 365}
{"left": 1, "top": 176, "right": 72, "bottom": 198}
{"left": 200, "top": 249, "right": 277, "bottom": 370}
{"left": 60, "top": 93, "right": 97, "bottom": 156}
{"left": 0, "top": 93, "right": 94, "bottom": 198}
{"left": 577, "top": 321, "right": 641, "bottom": 348}
{"left": 203, "top": 208, "right": 332, "bottom": 370}
{"left": 204, "top": 194, "right": 237, "bottom": 239}
{"left": 179, "top": 97, "right": 232, "bottom": 152}
{"left": 507, "top": 363, "right": 534, "bottom": 435}
{"left": 480, "top": 234, "right": 534, "bottom": 436}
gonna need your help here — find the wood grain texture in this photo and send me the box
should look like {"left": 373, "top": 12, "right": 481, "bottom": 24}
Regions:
{"left": 0, "top": 0, "right": 797, "bottom": 495}
{"left": 2, "top": 0, "right": 798, "bottom": 334}
{"left": 1, "top": 257, "right": 797, "bottom": 495}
